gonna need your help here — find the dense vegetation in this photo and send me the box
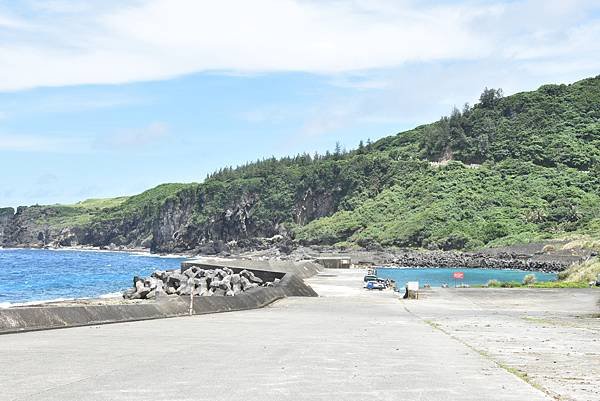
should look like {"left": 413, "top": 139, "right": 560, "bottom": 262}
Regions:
{"left": 296, "top": 161, "right": 600, "bottom": 249}
{"left": 3, "top": 75, "right": 600, "bottom": 252}
{"left": 295, "top": 76, "right": 600, "bottom": 249}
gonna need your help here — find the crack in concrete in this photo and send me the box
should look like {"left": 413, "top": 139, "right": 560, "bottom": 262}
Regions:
{"left": 402, "top": 303, "right": 559, "bottom": 401}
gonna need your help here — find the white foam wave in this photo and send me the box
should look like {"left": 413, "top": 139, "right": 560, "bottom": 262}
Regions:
{"left": 99, "top": 292, "right": 123, "bottom": 299}
{"left": 0, "top": 297, "right": 78, "bottom": 309}
{"left": 1, "top": 246, "right": 188, "bottom": 259}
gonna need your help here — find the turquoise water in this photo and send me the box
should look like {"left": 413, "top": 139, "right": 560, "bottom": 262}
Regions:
{"left": 0, "top": 249, "right": 185, "bottom": 305}
{"left": 375, "top": 267, "right": 557, "bottom": 288}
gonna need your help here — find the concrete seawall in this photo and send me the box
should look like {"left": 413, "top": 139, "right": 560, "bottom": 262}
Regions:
{"left": 181, "top": 258, "right": 323, "bottom": 279}
{"left": 0, "top": 260, "right": 320, "bottom": 335}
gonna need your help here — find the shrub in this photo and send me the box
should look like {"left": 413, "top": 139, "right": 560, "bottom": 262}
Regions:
{"left": 559, "top": 257, "right": 600, "bottom": 282}
{"left": 522, "top": 274, "right": 537, "bottom": 285}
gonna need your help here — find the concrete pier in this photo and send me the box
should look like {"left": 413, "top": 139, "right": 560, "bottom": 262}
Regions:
{"left": 4, "top": 269, "right": 594, "bottom": 400}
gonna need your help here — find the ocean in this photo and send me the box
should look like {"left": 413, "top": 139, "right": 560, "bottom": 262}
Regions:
{"left": 0, "top": 248, "right": 185, "bottom": 306}
{"left": 0, "top": 249, "right": 560, "bottom": 306}
{"left": 375, "top": 267, "right": 557, "bottom": 288}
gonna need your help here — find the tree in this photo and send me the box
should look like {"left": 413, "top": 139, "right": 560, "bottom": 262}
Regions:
{"left": 357, "top": 140, "right": 365, "bottom": 154}
{"left": 479, "top": 87, "right": 504, "bottom": 109}
{"left": 334, "top": 142, "right": 342, "bottom": 159}
{"left": 448, "top": 107, "right": 467, "bottom": 151}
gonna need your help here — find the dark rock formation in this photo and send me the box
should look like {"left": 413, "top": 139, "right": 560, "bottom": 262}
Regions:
{"left": 0, "top": 186, "right": 203, "bottom": 251}
{"left": 294, "top": 187, "right": 336, "bottom": 226}
{"left": 386, "top": 250, "right": 567, "bottom": 272}
{"left": 150, "top": 186, "right": 201, "bottom": 253}
{"left": 1, "top": 206, "right": 52, "bottom": 247}
{"left": 0, "top": 207, "right": 15, "bottom": 244}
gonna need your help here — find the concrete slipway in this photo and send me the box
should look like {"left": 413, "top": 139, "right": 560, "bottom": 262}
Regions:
{"left": 1, "top": 269, "right": 598, "bottom": 401}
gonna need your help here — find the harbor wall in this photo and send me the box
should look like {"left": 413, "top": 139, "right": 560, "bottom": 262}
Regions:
{"left": 0, "top": 261, "right": 319, "bottom": 335}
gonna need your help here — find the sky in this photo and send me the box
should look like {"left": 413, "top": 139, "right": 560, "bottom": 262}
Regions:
{"left": 1, "top": 0, "right": 600, "bottom": 208}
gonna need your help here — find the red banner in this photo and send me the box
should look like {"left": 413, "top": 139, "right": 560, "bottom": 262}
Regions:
{"left": 453, "top": 271, "right": 464, "bottom": 279}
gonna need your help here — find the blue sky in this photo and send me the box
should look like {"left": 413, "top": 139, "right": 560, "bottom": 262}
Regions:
{"left": 1, "top": 0, "right": 600, "bottom": 207}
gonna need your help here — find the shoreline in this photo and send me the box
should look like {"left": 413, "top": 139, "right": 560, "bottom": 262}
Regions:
{"left": 0, "top": 292, "right": 129, "bottom": 309}
{"left": 1, "top": 237, "right": 592, "bottom": 273}
{"left": 0, "top": 245, "right": 191, "bottom": 259}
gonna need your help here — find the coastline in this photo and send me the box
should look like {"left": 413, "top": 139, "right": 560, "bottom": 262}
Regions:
{"left": 1, "top": 240, "right": 591, "bottom": 307}
{"left": 0, "top": 244, "right": 192, "bottom": 259}
{"left": 2, "top": 235, "right": 594, "bottom": 273}
{"left": 0, "top": 293, "right": 131, "bottom": 309}
{"left": 3, "top": 240, "right": 588, "bottom": 272}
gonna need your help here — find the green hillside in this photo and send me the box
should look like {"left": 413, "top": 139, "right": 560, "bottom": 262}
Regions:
{"left": 297, "top": 77, "right": 600, "bottom": 249}
{"left": 195, "top": 75, "right": 600, "bottom": 250}
{"left": 2, "top": 75, "right": 600, "bottom": 252}
{"left": 296, "top": 161, "right": 600, "bottom": 249}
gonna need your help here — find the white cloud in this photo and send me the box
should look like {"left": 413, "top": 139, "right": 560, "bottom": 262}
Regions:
{"left": 0, "top": 92, "right": 146, "bottom": 122}
{"left": 0, "top": 0, "right": 597, "bottom": 94}
{"left": 0, "top": 133, "right": 83, "bottom": 152}
{"left": 0, "top": 122, "right": 169, "bottom": 154}
{"left": 0, "top": 0, "right": 515, "bottom": 91}
{"left": 35, "top": 172, "right": 59, "bottom": 186}
{"left": 0, "top": 12, "right": 30, "bottom": 29}
{"left": 96, "top": 122, "right": 169, "bottom": 148}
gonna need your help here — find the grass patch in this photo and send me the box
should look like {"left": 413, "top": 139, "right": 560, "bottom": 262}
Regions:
{"left": 480, "top": 280, "right": 590, "bottom": 288}
{"left": 558, "top": 257, "right": 600, "bottom": 283}
{"left": 423, "top": 320, "right": 442, "bottom": 330}
{"left": 530, "top": 281, "right": 590, "bottom": 288}
{"left": 71, "top": 197, "right": 129, "bottom": 209}
{"left": 29, "top": 197, "right": 130, "bottom": 228}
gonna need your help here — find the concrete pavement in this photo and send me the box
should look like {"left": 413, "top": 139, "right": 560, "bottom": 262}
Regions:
{"left": 0, "top": 270, "right": 554, "bottom": 401}
{"left": 404, "top": 287, "right": 600, "bottom": 401}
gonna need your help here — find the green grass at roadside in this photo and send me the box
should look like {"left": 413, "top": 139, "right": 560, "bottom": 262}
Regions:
{"left": 475, "top": 280, "right": 590, "bottom": 288}
{"left": 558, "top": 257, "right": 600, "bottom": 283}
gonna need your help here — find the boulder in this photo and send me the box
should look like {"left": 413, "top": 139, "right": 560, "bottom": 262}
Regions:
{"left": 240, "top": 269, "right": 263, "bottom": 284}
{"left": 211, "top": 288, "right": 226, "bottom": 296}
{"left": 231, "top": 274, "right": 243, "bottom": 294}
{"left": 123, "top": 267, "right": 274, "bottom": 299}
{"left": 166, "top": 273, "right": 185, "bottom": 288}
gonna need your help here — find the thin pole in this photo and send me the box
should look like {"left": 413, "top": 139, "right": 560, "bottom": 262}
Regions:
{"left": 188, "top": 277, "right": 194, "bottom": 316}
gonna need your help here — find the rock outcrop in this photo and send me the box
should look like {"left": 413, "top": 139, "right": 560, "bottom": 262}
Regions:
{"left": 386, "top": 251, "right": 568, "bottom": 272}
{"left": 0, "top": 207, "right": 15, "bottom": 244}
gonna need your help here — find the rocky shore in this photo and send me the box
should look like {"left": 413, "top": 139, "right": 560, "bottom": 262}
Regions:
{"left": 281, "top": 243, "right": 589, "bottom": 273}
{"left": 2, "top": 237, "right": 588, "bottom": 274}
{"left": 376, "top": 251, "right": 567, "bottom": 272}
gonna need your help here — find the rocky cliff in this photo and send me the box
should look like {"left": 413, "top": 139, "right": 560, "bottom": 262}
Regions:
{"left": 0, "top": 207, "right": 15, "bottom": 245}
{"left": 0, "top": 180, "right": 341, "bottom": 254}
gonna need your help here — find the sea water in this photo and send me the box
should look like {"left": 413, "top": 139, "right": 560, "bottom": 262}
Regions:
{"left": 375, "top": 267, "right": 557, "bottom": 288}
{"left": 0, "top": 248, "right": 185, "bottom": 306}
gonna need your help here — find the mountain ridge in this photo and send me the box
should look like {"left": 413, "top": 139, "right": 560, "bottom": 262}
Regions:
{"left": 1, "top": 75, "right": 599, "bottom": 254}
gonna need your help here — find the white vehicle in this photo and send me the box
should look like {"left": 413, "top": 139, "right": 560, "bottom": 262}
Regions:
{"left": 364, "top": 280, "right": 386, "bottom": 290}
